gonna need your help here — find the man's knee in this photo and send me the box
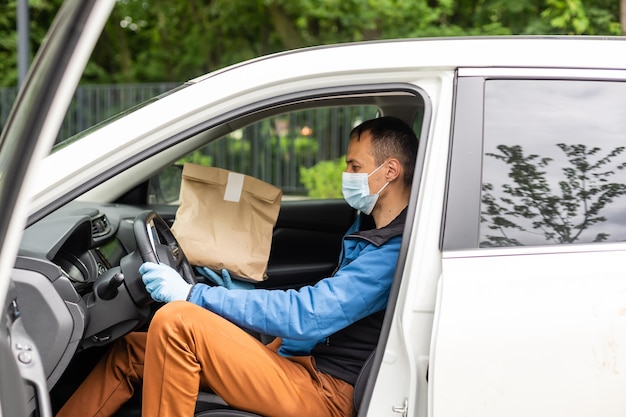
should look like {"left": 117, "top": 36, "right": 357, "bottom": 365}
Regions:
{"left": 149, "top": 301, "right": 223, "bottom": 334}
{"left": 151, "top": 301, "right": 197, "bottom": 329}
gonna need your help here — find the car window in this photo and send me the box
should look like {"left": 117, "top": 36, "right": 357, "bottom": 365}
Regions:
{"left": 480, "top": 79, "right": 626, "bottom": 247}
{"left": 152, "top": 106, "right": 380, "bottom": 203}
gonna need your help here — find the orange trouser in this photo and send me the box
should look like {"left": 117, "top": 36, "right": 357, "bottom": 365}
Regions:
{"left": 56, "top": 301, "right": 354, "bottom": 417}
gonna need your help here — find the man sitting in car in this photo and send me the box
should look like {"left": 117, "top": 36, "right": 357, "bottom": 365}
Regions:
{"left": 57, "top": 116, "right": 418, "bottom": 417}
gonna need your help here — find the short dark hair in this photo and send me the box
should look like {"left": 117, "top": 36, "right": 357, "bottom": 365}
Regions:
{"left": 350, "top": 116, "right": 418, "bottom": 187}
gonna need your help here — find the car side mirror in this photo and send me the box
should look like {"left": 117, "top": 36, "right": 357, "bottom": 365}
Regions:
{"left": 147, "top": 164, "right": 183, "bottom": 204}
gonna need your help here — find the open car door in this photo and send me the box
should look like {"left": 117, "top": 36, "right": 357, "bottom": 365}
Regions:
{"left": 0, "top": 1, "right": 114, "bottom": 415}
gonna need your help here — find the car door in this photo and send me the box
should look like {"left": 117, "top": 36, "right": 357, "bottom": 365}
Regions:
{"left": 435, "top": 69, "right": 626, "bottom": 416}
{"left": 0, "top": 1, "right": 114, "bottom": 416}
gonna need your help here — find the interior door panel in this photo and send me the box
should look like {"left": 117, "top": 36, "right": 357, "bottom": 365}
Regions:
{"left": 1, "top": 283, "right": 29, "bottom": 417}
{"left": 262, "top": 199, "right": 356, "bottom": 289}
{"left": 2, "top": 282, "right": 53, "bottom": 417}
{"left": 0, "top": 338, "right": 29, "bottom": 417}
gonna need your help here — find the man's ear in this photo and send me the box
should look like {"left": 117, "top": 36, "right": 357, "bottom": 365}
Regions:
{"left": 385, "top": 158, "right": 402, "bottom": 182}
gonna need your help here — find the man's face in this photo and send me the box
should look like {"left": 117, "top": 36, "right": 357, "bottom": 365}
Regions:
{"left": 345, "top": 132, "right": 387, "bottom": 193}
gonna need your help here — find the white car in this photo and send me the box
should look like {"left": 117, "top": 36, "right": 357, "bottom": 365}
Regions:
{"left": 3, "top": 1, "right": 626, "bottom": 417}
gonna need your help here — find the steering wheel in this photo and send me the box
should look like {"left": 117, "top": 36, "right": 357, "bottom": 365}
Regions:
{"left": 84, "top": 210, "right": 198, "bottom": 346}
{"left": 133, "top": 210, "right": 196, "bottom": 285}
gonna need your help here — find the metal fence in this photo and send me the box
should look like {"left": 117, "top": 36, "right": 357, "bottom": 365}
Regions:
{"left": 0, "top": 87, "right": 19, "bottom": 134}
{"left": 199, "top": 106, "right": 379, "bottom": 194}
{"left": 0, "top": 82, "right": 180, "bottom": 143}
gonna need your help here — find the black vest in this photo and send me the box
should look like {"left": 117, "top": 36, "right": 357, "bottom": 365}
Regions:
{"left": 311, "top": 209, "right": 406, "bottom": 385}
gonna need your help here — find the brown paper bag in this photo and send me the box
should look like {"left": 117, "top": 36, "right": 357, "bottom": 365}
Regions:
{"left": 171, "top": 163, "right": 282, "bottom": 282}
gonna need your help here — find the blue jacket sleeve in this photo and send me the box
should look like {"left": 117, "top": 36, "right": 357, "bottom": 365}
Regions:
{"left": 187, "top": 235, "right": 401, "bottom": 340}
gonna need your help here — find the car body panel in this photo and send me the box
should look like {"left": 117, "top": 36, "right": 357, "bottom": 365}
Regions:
{"left": 436, "top": 246, "right": 626, "bottom": 415}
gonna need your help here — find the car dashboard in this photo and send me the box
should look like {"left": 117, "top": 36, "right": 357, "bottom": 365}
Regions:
{"left": 20, "top": 203, "right": 141, "bottom": 294}
{"left": 13, "top": 201, "right": 151, "bottom": 407}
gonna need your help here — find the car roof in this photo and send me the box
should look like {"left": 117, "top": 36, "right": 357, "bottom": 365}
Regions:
{"left": 189, "top": 36, "right": 626, "bottom": 85}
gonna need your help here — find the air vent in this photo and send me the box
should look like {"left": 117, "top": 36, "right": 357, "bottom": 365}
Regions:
{"left": 91, "top": 213, "right": 111, "bottom": 237}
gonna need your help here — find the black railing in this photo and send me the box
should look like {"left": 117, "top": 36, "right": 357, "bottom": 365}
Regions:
{"left": 0, "top": 83, "right": 180, "bottom": 143}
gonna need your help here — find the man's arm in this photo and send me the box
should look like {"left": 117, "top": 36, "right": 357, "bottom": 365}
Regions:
{"left": 188, "top": 236, "right": 401, "bottom": 340}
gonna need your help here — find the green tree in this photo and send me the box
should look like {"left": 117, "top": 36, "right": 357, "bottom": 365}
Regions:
{"left": 1, "top": 0, "right": 624, "bottom": 86}
{"left": 0, "top": 0, "right": 63, "bottom": 87}
{"left": 300, "top": 156, "right": 344, "bottom": 198}
{"left": 481, "top": 143, "right": 626, "bottom": 246}
{"left": 538, "top": 0, "right": 621, "bottom": 34}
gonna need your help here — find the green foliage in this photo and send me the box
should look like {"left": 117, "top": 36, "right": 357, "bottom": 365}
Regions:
{"left": 481, "top": 144, "right": 626, "bottom": 246}
{"left": 300, "top": 156, "right": 345, "bottom": 198}
{"left": 1, "top": 0, "right": 624, "bottom": 86}
{"left": 178, "top": 151, "right": 213, "bottom": 167}
{"left": 542, "top": 0, "right": 591, "bottom": 34}
{"left": 0, "top": 0, "right": 63, "bottom": 87}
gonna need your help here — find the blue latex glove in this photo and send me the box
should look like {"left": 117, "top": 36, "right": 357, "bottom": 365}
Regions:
{"left": 195, "top": 266, "right": 255, "bottom": 290}
{"left": 140, "top": 262, "right": 193, "bottom": 303}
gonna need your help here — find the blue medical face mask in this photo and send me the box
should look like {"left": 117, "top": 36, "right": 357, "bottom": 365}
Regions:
{"left": 342, "top": 162, "right": 389, "bottom": 215}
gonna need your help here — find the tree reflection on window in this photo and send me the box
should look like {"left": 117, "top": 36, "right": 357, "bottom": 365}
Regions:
{"left": 480, "top": 143, "right": 626, "bottom": 247}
